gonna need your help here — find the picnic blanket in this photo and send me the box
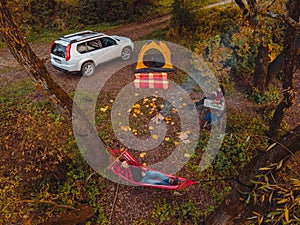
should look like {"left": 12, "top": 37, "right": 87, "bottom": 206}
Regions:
{"left": 134, "top": 72, "right": 169, "bottom": 89}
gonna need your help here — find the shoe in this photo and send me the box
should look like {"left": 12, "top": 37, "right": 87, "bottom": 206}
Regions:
{"left": 170, "top": 177, "right": 179, "bottom": 185}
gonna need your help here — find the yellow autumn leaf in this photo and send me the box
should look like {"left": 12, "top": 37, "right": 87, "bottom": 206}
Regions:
{"left": 165, "top": 137, "right": 170, "bottom": 141}
{"left": 277, "top": 198, "right": 288, "bottom": 204}
{"left": 100, "top": 106, "right": 109, "bottom": 112}
{"left": 266, "top": 143, "right": 276, "bottom": 151}
{"left": 276, "top": 160, "right": 283, "bottom": 169}
{"left": 132, "top": 103, "right": 140, "bottom": 109}
{"left": 140, "top": 152, "right": 146, "bottom": 158}
{"left": 284, "top": 207, "right": 289, "bottom": 223}
{"left": 121, "top": 126, "right": 131, "bottom": 131}
{"left": 258, "top": 167, "right": 271, "bottom": 171}
{"left": 292, "top": 178, "right": 300, "bottom": 187}
{"left": 152, "top": 134, "right": 158, "bottom": 139}
{"left": 174, "top": 141, "right": 179, "bottom": 146}
{"left": 134, "top": 109, "right": 140, "bottom": 114}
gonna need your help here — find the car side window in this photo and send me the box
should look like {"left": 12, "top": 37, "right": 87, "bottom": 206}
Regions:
{"left": 100, "top": 37, "right": 117, "bottom": 48}
{"left": 77, "top": 43, "right": 87, "bottom": 54}
{"left": 86, "top": 39, "right": 102, "bottom": 52}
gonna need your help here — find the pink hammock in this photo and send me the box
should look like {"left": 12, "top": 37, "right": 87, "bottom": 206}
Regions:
{"left": 107, "top": 148, "right": 197, "bottom": 190}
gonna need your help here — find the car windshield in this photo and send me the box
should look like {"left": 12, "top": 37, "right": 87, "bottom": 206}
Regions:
{"left": 51, "top": 43, "right": 66, "bottom": 58}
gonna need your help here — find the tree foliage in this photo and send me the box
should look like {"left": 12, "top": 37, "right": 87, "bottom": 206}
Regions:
{"left": 7, "top": 0, "right": 159, "bottom": 32}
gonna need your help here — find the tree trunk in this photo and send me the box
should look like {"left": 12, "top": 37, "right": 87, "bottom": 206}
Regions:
{"left": 234, "top": 0, "right": 248, "bottom": 17}
{"left": 253, "top": 44, "right": 269, "bottom": 91}
{"left": 266, "top": 35, "right": 300, "bottom": 88}
{"left": 269, "top": 0, "right": 299, "bottom": 138}
{"left": 0, "top": 0, "right": 109, "bottom": 172}
{"left": 205, "top": 125, "right": 300, "bottom": 225}
{"left": 0, "top": 0, "right": 72, "bottom": 116}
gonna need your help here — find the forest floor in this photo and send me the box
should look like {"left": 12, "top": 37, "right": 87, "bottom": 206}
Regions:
{"left": 0, "top": 7, "right": 299, "bottom": 225}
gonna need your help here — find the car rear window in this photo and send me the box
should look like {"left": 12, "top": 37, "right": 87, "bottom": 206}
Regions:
{"left": 51, "top": 43, "right": 66, "bottom": 58}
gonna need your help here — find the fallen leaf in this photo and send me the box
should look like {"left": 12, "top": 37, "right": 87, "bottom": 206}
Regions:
{"left": 121, "top": 126, "right": 131, "bottom": 131}
{"left": 184, "top": 153, "right": 191, "bottom": 158}
{"left": 134, "top": 109, "right": 141, "bottom": 114}
{"left": 152, "top": 134, "right": 158, "bottom": 139}
{"left": 179, "top": 132, "right": 188, "bottom": 140}
{"left": 140, "top": 152, "right": 146, "bottom": 158}
{"left": 100, "top": 106, "right": 109, "bottom": 112}
{"left": 143, "top": 98, "right": 149, "bottom": 104}
{"left": 132, "top": 103, "right": 140, "bottom": 109}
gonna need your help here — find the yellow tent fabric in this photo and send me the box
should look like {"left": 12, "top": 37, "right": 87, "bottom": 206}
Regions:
{"left": 135, "top": 41, "right": 174, "bottom": 72}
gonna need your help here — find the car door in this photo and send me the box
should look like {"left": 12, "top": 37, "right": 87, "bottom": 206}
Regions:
{"left": 99, "top": 37, "right": 120, "bottom": 62}
{"left": 85, "top": 39, "right": 106, "bottom": 65}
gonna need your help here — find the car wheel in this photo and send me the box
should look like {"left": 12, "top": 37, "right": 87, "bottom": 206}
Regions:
{"left": 81, "top": 62, "right": 95, "bottom": 76}
{"left": 121, "top": 47, "right": 132, "bottom": 60}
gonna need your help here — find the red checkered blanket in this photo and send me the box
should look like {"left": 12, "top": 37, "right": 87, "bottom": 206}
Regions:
{"left": 134, "top": 72, "right": 169, "bottom": 89}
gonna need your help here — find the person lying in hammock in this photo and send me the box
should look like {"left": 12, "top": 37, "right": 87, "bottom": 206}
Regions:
{"left": 119, "top": 158, "right": 179, "bottom": 185}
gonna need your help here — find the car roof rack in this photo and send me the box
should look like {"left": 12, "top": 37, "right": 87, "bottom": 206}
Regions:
{"left": 59, "top": 30, "right": 105, "bottom": 43}
{"left": 64, "top": 30, "right": 96, "bottom": 38}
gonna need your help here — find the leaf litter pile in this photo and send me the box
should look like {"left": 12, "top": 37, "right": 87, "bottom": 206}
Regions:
{"left": 95, "top": 65, "right": 200, "bottom": 166}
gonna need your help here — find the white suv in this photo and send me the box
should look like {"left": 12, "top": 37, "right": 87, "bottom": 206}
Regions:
{"left": 50, "top": 30, "right": 134, "bottom": 76}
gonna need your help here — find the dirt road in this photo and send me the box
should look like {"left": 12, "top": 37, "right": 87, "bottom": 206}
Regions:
{"left": 0, "top": 15, "right": 172, "bottom": 89}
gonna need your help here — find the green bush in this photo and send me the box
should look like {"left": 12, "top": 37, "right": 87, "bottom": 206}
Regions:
{"left": 245, "top": 86, "right": 280, "bottom": 104}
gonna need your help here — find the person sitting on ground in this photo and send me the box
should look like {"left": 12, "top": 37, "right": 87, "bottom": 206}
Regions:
{"left": 119, "top": 158, "right": 179, "bottom": 185}
{"left": 195, "top": 85, "right": 225, "bottom": 107}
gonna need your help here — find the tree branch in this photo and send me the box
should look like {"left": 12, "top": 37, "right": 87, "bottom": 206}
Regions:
{"left": 258, "top": 10, "right": 300, "bottom": 33}
{"left": 205, "top": 125, "right": 300, "bottom": 225}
